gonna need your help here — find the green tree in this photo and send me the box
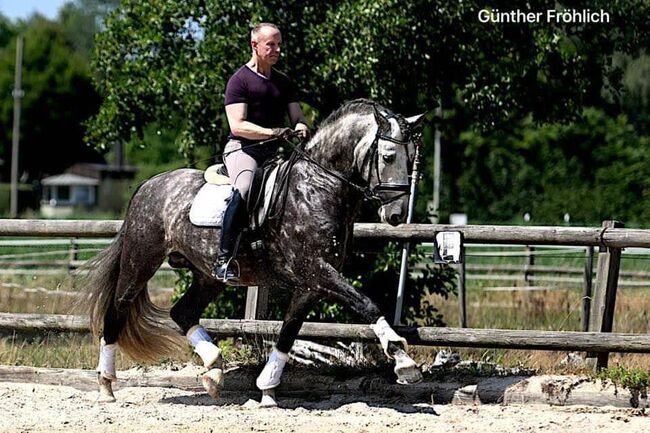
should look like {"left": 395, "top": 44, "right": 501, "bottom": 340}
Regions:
{"left": 0, "top": 14, "right": 16, "bottom": 48}
{"left": 0, "top": 17, "right": 103, "bottom": 181}
{"left": 87, "top": 0, "right": 650, "bottom": 156}
{"left": 58, "top": 0, "right": 121, "bottom": 61}
{"left": 612, "top": 53, "right": 650, "bottom": 134}
{"left": 455, "top": 108, "right": 650, "bottom": 225}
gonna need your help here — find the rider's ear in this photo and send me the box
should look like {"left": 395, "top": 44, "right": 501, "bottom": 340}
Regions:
{"left": 405, "top": 113, "right": 427, "bottom": 130}
{"left": 373, "top": 106, "right": 390, "bottom": 132}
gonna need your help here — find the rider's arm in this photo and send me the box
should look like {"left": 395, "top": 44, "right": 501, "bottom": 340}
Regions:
{"left": 288, "top": 102, "right": 309, "bottom": 132}
{"left": 225, "top": 103, "right": 276, "bottom": 140}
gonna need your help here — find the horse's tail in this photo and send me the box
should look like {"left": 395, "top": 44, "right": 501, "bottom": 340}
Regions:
{"left": 82, "top": 206, "right": 184, "bottom": 363}
{"left": 84, "top": 227, "right": 124, "bottom": 342}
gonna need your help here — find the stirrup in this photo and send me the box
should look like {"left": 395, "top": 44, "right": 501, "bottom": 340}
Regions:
{"left": 214, "top": 257, "right": 240, "bottom": 283}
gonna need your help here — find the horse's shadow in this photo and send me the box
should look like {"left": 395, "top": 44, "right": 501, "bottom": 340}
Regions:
{"left": 160, "top": 391, "right": 440, "bottom": 415}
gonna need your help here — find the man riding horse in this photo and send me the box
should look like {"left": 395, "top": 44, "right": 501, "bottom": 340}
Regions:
{"left": 216, "top": 22, "right": 310, "bottom": 282}
{"left": 89, "top": 21, "right": 427, "bottom": 407}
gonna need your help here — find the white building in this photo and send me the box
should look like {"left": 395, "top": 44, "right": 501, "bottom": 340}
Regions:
{"left": 40, "top": 173, "right": 99, "bottom": 217}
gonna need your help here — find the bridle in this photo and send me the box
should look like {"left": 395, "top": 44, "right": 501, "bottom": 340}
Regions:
{"left": 286, "top": 107, "right": 420, "bottom": 205}
{"left": 357, "top": 106, "right": 421, "bottom": 205}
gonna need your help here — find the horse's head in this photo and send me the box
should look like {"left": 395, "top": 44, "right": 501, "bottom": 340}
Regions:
{"left": 356, "top": 105, "right": 426, "bottom": 226}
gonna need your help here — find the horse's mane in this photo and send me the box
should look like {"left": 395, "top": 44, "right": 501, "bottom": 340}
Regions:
{"left": 318, "top": 99, "right": 379, "bottom": 130}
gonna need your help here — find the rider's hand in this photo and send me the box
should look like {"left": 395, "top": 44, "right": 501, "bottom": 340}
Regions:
{"left": 271, "top": 127, "right": 295, "bottom": 140}
{"left": 294, "top": 127, "right": 311, "bottom": 141}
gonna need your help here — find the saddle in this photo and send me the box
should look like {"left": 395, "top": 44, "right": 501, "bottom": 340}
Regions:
{"left": 189, "top": 162, "right": 283, "bottom": 230}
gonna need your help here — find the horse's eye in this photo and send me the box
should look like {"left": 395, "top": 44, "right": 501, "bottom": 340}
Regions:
{"left": 382, "top": 153, "right": 396, "bottom": 163}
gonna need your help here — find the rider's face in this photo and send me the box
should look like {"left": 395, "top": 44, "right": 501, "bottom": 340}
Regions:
{"left": 252, "top": 28, "right": 282, "bottom": 65}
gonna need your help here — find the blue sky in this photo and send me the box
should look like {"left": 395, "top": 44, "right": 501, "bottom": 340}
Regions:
{"left": 0, "top": 0, "right": 69, "bottom": 21}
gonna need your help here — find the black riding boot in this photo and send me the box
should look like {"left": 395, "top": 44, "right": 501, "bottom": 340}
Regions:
{"left": 214, "top": 189, "right": 248, "bottom": 282}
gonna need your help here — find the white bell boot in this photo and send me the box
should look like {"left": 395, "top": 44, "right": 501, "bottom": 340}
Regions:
{"left": 187, "top": 325, "right": 222, "bottom": 369}
{"left": 256, "top": 349, "right": 289, "bottom": 390}
{"left": 370, "top": 316, "right": 408, "bottom": 358}
{"left": 96, "top": 337, "right": 117, "bottom": 381}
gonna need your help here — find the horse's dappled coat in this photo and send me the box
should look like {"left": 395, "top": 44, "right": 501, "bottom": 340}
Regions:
{"left": 84, "top": 99, "right": 425, "bottom": 404}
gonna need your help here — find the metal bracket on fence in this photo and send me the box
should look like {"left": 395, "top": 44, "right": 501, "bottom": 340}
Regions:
{"left": 598, "top": 227, "right": 609, "bottom": 252}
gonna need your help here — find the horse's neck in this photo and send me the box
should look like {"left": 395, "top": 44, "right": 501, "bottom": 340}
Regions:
{"left": 281, "top": 112, "right": 372, "bottom": 225}
{"left": 306, "top": 113, "right": 372, "bottom": 179}
{"left": 292, "top": 159, "right": 363, "bottom": 222}
{"left": 306, "top": 143, "right": 356, "bottom": 179}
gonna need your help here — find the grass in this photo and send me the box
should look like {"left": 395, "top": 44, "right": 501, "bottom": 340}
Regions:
{"left": 598, "top": 366, "right": 650, "bottom": 391}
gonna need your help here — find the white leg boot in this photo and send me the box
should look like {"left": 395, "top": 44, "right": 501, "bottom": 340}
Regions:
{"left": 96, "top": 338, "right": 117, "bottom": 403}
{"left": 256, "top": 349, "right": 289, "bottom": 390}
{"left": 187, "top": 325, "right": 224, "bottom": 399}
{"left": 257, "top": 349, "right": 289, "bottom": 408}
{"left": 96, "top": 337, "right": 117, "bottom": 380}
{"left": 370, "top": 316, "right": 408, "bottom": 357}
{"left": 370, "top": 317, "right": 422, "bottom": 385}
{"left": 187, "top": 325, "right": 222, "bottom": 369}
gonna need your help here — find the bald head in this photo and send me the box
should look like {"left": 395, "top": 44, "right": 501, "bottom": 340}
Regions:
{"left": 251, "top": 23, "right": 281, "bottom": 42}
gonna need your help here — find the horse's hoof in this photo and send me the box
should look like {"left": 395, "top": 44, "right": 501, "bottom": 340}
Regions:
{"left": 259, "top": 389, "right": 278, "bottom": 408}
{"left": 202, "top": 368, "right": 224, "bottom": 399}
{"left": 97, "top": 375, "right": 116, "bottom": 403}
{"left": 394, "top": 353, "right": 423, "bottom": 385}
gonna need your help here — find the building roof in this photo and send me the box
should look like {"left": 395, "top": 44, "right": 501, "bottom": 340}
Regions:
{"left": 68, "top": 163, "right": 138, "bottom": 180}
{"left": 41, "top": 173, "right": 99, "bottom": 186}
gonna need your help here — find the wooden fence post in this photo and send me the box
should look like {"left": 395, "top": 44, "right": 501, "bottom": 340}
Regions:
{"left": 582, "top": 246, "right": 594, "bottom": 332}
{"left": 68, "top": 238, "right": 78, "bottom": 270}
{"left": 245, "top": 286, "right": 269, "bottom": 320}
{"left": 524, "top": 245, "right": 535, "bottom": 285}
{"left": 586, "top": 220, "right": 623, "bottom": 370}
{"left": 68, "top": 238, "right": 79, "bottom": 289}
{"left": 458, "top": 245, "right": 467, "bottom": 328}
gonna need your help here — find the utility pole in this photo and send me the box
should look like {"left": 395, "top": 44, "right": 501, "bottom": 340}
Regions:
{"left": 431, "top": 106, "right": 442, "bottom": 224}
{"left": 10, "top": 35, "right": 24, "bottom": 219}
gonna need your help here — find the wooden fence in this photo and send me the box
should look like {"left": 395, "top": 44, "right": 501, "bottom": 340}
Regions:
{"left": 0, "top": 218, "right": 647, "bottom": 370}
{"left": 2, "top": 312, "right": 650, "bottom": 354}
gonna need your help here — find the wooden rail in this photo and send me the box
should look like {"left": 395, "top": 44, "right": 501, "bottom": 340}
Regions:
{"left": 2, "top": 219, "right": 650, "bottom": 247}
{"left": 2, "top": 312, "right": 650, "bottom": 354}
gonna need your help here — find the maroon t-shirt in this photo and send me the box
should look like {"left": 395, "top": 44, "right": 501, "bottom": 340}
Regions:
{"left": 224, "top": 65, "right": 297, "bottom": 163}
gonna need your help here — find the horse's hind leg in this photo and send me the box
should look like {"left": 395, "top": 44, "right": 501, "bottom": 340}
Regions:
{"left": 170, "top": 270, "right": 225, "bottom": 398}
{"left": 257, "top": 289, "right": 319, "bottom": 408}
{"left": 96, "top": 239, "right": 167, "bottom": 402}
{"left": 96, "top": 300, "right": 125, "bottom": 402}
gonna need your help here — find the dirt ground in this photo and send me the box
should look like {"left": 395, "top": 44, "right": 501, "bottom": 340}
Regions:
{"left": 0, "top": 380, "right": 648, "bottom": 433}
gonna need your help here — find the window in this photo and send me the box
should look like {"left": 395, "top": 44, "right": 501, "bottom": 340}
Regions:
{"left": 74, "top": 186, "right": 94, "bottom": 204}
{"left": 58, "top": 186, "right": 70, "bottom": 201}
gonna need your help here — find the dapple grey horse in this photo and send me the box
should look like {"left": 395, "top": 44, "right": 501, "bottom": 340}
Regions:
{"left": 84, "top": 99, "right": 426, "bottom": 406}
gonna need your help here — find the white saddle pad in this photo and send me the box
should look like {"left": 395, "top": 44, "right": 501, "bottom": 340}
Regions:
{"left": 189, "top": 164, "right": 282, "bottom": 228}
{"left": 189, "top": 183, "right": 233, "bottom": 227}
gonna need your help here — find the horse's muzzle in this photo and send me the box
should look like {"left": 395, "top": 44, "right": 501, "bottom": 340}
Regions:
{"left": 387, "top": 213, "right": 403, "bottom": 226}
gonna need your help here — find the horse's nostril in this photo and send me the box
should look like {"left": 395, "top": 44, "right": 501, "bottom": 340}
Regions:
{"left": 389, "top": 214, "right": 402, "bottom": 225}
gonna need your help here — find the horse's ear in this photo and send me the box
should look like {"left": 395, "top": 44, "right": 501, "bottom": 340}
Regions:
{"left": 373, "top": 105, "right": 390, "bottom": 131}
{"left": 406, "top": 113, "right": 427, "bottom": 129}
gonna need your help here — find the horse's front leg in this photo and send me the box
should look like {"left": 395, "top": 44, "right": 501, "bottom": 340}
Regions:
{"left": 312, "top": 259, "right": 423, "bottom": 385}
{"left": 257, "top": 289, "right": 320, "bottom": 408}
